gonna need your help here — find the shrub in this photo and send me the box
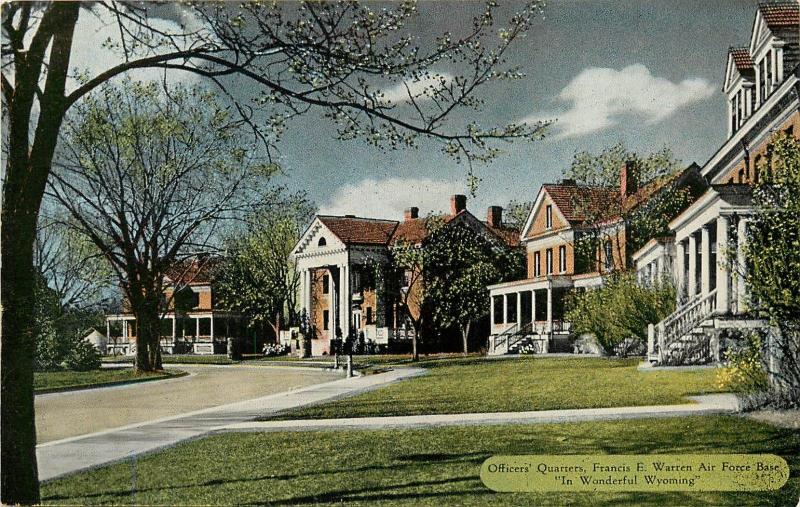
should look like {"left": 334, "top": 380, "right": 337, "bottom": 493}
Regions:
{"left": 716, "top": 333, "right": 769, "bottom": 394}
{"left": 565, "top": 272, "right": 675, "bottom": 356}
{"left": 63, "top": 339, "right": 102, "bottom": 371}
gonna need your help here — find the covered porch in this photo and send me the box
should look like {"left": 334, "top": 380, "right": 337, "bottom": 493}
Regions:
{"left": 648, "top": 184, "right": 755, "bottom": 363}
{"left": 487, "top": 276, "right": 573, "bottom": 355}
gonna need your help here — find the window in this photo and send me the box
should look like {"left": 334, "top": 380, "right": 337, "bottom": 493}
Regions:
{"left": 545, "top": 205, "right": 552, "bottom": 229}
{"left": 546, "top": 248, "right": 553, "bottom": 275}
{"left": 766, "top": 51, "right": 773, "bottom": 93}
{"left": 317, "top": 237, "right": 327, "bottom": 247}
{"left": 506, "top": 294, "right": 517, "bottom": 323}
{"left": 192, "top": 291, "right": 200, "bottom": 309}
{"left": 366, "top": 307, "right": 373, "bottom": 325}
{"left": 760, "top": 58, "right": 768, "bottom": 103}
{"left": 493, "top": 296, "right": 504, "bottom": 324}
{"left": 559, "top": 245, "right": 567, "bottom": 273}
{"left": 604, "top": 240, "right": 613, "bottom": 271}
{"left": 534, "top": 251, "right": 541, "bottom": 277}
{"left": 322, "top": 274, "right": 329, "bottom": 294}
{"left": 323, "top": 310, "right": 329, "bottom": 330}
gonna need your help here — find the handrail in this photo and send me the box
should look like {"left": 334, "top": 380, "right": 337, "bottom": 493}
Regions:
{"left": 652, "top": 289, "right": 718, "bottom": 363}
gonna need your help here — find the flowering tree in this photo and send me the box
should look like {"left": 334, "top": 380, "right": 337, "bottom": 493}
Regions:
{"left": 425, "top": 219, "right": 524, "bottom": 354}
{"left": 1, "top": 1, "right": 548, "bottom": 500}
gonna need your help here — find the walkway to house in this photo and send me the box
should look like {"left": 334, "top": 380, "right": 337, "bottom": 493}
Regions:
{"left": 36, "top": 366, "right": 427, "bottom": 482}
{"left": 224, "top": 393, "right": 739, "bottom": 432}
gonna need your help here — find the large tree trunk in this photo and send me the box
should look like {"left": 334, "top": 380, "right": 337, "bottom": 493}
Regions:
{"left": 462, "top": 321, "right": 471, "bottom": 355}
{"left": 1, "top": 5, "right": 80, "bottom": 502}
{"left": 132, "top": 300, "right": 162, "bottom": 373}
{"left": 1, "top": 205, "right": 41, "bottom": 505}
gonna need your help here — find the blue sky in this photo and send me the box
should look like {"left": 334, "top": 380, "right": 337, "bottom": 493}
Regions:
{"left": 69, "top": 0, "right": 756, "bottom": 222}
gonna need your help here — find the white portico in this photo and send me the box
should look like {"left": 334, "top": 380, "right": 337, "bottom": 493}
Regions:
{"left": 647, "top": 184, "right": 754, "bottom": 364}
{"left": 292, "top": 215, "right": 396, "bottom": 354}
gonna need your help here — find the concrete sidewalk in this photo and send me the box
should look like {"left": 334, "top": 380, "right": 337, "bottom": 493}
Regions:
{"left": 37, "top": 366, "right": 426, "bottom": 481}
{"left": 221, "top": 394, "right": 740, "bottom": 432}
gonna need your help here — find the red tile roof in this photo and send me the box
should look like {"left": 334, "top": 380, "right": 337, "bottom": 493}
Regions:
{"left": 729, "top": 47, "right": 754, "bottom": 72}
{"left": 543, "top": 184, "right": 617, "bottom": 224}
{"left": 317, "top": 215, "right": 399, "bottom": 245}
{"left": 759, "top": 1, "right": 799, "bottom": 28}
{"left": 166, "top": 257, "right": 219, "bottom": 285}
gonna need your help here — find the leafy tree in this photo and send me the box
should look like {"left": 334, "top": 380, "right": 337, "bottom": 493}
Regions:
{"left": 48, "top": 79, "right": 277, "bottom": 373}
{"left": 503, "top": 199, "right": 534, "bottom": 230}
{"left": 565, "top": 273, "right": 675, "bottom": 356}
{"left": 745, "top": 133, "right": 800, "bottom": 397}
{"left": 390, "top": 239, "right": 430, "bottom": 361}
{"left": 35, "top": 212, "right": 113, "bottom": 310}
{"left": 215, "top": 193, "right": 316, "bottom": 342}
{"left": 565, "top": 144, "right": 701, "bottom": 273}
{"left": 424, "top": 217, "right": 524, "bottom": 354}
{"left": 1, "top": 2, "right": 547, "bottom": 500}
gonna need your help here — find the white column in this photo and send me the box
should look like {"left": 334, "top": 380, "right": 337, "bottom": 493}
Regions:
{"left": 502, "top": 294, "right": 508, "bottom": 326}
{"left": 531, "top": 290, "right": 537, "bottom": 323}
{"left": 688, "top": 233, "right": 697, "bottom": 299}
{"left": 210, "top": 315, "right": 214, "bottom": 340}
{"left": 339, "top": 263, "right": 350, "bottom": 339}
{"left": 489, "top": 294, "right": 495, "bottom": 328}
{"left": 106, "top": 320, "right": 111, "bottom": 340}
{"left": 123, "top": 319, "right": 128, "bottom": 340}
{"left": 701, "top": 225, "right": 711, "bottom": 295}
{"left": 516, "top": 292, "right": 522, "bottom": 326}
{"left": 755, "top": 65, "right": 761, "bottom": 108}
{"left": 776, "top": 47, "right": 784, "bottom": 84}
{"left": 771, "top": 48, "right": 778, "bottom": 91}
{"left": 327, "top": 271, "right": 333, "bottom": 332}
{"left": 737, "top": 218, "right": 749, "bottom": 314}
{"left": 171, "top": 317, "right": 176, "bottom": 340}
{"left": 546, "top": 284, "right": 553, "bottom": 333}
{"left": 675, "top": 240, "right": 686, "bottom": 300}
{"left": 304, "top": 269, "right": 312, "bottom": 313}
{"left": 716, "top": 216, "right": 731, "bottom": 314}
{"left": 656, "top": 256, "right": 665, "bottom": 283}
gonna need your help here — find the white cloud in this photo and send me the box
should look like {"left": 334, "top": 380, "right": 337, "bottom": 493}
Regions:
{"left": 524, "top": 64, "right": 715, "bottom": 138}
{"left": 319, "top": 177, "right": 465, "bottom": 220}
{"left": 375, "top": 73, "right": 456, "bottom": 104}
{"left": 67, "top": 7, "right": 201, "bottom": 94}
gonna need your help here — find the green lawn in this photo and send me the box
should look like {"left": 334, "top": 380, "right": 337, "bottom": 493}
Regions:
{"left": 41, "top": 416, "right": 800, "bottom": 506}
{"left": 102, "top": 354, "right": 235, "bottom": 365}
{"left": 34, "top": 368, "right": 182, "bottom": 393}
{"left": 277, "top": 356, "right": 726, "bottom": 419}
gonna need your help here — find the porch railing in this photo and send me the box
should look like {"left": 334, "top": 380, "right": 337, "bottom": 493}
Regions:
{"left": 649, "top": 289, "right": 717, "bottom": 364}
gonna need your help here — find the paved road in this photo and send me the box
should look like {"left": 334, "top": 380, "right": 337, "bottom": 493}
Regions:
{"left": 36, "top": 365, "right": 341, "bottom": 443}
{"left": 37, "top": 366, "right": 427, "bottom": 481}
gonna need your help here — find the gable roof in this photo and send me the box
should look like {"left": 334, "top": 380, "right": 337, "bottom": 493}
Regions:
{"left": 390, "top": 211, "right": 520, "bottom": 247}
{"left": 543, "top": 184, "right": 617, "bottom": 224}
{"left": 729, "top": 48, "right": 755, "bottom": 72}
{"left": 759, "top": 1, "right": 799, "bottom": 28}
{"left": 316, "top": 215, "right": 399, "bottom": 246}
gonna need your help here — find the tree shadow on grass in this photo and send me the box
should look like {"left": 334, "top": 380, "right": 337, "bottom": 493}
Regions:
{"left": 42, "top": 452, "right": 487, "bottom": 503}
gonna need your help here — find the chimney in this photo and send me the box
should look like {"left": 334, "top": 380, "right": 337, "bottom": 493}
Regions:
{"left": 620, "top": 161, "right": 638, "bottom": 199}
{"left": 487, "top": 206, "right": 503, "bottom": 227}
{"left": 404, "top": 207, "right": 419, "bottom": 221}
{"left": 450, "top": 194, "right": 467, "bottom": 215}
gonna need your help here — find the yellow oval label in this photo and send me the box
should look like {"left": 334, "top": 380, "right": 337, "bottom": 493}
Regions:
{"left": 480, "top": 454, "right": 789, "bottom": 492}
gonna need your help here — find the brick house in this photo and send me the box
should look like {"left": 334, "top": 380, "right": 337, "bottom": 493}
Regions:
{"left": 105, "top": 259, "right": 246, "bottom": 356}
{"left": 291, "top": 195, "right": 520, "bottom": 355}
{"left": 644, "top": 0, "right": 800, "bottom": 364}
{"left": 487, "top": 162, "right": 706, "bottom": 355}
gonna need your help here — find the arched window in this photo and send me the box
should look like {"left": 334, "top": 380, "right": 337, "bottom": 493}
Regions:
{"left": 317, "top": 237, "right": 327, "bottom": 247}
